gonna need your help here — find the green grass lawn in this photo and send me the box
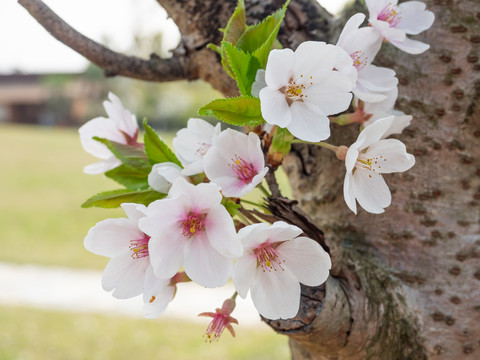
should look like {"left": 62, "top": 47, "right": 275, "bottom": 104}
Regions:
{"left": 0, "top": 124, "right": 126, "bottom": 269}
{"left": 0, "top": 305, "right": 289, "bottom": 360}
{"left": 0, "top": 124, "right": 291, "bottom": 269}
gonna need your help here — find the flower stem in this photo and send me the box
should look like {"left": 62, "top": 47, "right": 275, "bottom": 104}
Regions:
{"left": 258, "top": 183, "right": 272, "bottom": 197}
{"left": 240, "top": 198, "right": 265, "bottom": 208}
{"left": 291, "top": 139, "right": 338, "bottom": 151}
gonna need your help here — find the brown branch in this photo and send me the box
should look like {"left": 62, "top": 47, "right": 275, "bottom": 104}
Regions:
{"left": 18, "top": 0, "right": 187, "bottom": 82}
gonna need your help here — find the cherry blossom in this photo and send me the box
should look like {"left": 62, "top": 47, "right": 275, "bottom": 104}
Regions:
{"left": 198, "top": 298, "right": 238, "bottom": 342}
{"left": 173, "top": 118, "right": 221, "bottom": 176}
{"left": 232, "top": 221, "right": 331, "bottom": 320}
{"left": 203, "top": 129, "right": 269, "bottom": 197}
{"left": 84, "top": 203, "right": 175, "bottom": 316}
{"left": 366, "top": 0, "right": 435, "bottom": 54}
{"left": 139, "top": 177, "right": 243, "bottom": 288}
{"left": 344, "top": 116, "right": 415, "bottom": 214}
{"left": 337, "top": 13, "right": 397, "bottom": 103}
{"left": 79, "top": 92, "right": 139, "bottom": 174}
{"left": 259, "top": 41, "right": 356, "bottom": 142}
{"left": 361, "top": 87, "right": 412, "bottom": 138}
{"left": 148, "top": 162, "right": 184, "bottom": 194}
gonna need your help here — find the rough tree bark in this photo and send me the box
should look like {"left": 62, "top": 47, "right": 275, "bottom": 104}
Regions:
{"left": 20, "top": 0, "right": 480, "bottom": 358}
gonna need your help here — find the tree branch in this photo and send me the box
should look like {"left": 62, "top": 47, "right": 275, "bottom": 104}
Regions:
{"left": 18, "top": 0, "right": 187, "bottom": 82}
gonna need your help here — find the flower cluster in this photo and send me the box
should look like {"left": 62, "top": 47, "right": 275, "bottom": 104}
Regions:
{"left": 79, "top": 0, "right": 433, "bottom": 341}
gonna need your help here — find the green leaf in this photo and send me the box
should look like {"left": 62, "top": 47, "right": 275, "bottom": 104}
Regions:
{"left": 223, "top": 0, "right": 246, "bottom": 45}
{"left": 223, "top": 42, "right": 261, "bottom": 96}
{"left": 270, "top": 127, "right": 293, "bottom": 155}
{"left": 104, "top": 164, "right": 149, "bottom": 190}
{"left": 143, "top": 119, "right": 181, "bottom": 167}
{"left": 82, "top": 188, "right": 166, "bottom": 209}
{"left": 198, "top": 97, "right": 264, "bottom": 127}
{"left": 237, "top": 0, "right": 289, "bottom": 67}
{"left": 220, "top": 0, "right": 247, "bottom": 78}
{"left": 93, "top": 137, "right": 151, "bottom": 173}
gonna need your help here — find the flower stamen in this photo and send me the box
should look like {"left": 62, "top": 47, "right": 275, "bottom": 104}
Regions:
{"left": 350, "top": 50, "right": 368, "bottom": 71}
{"left": 229, "top": 155, "right": 257, "bottom": 184}
{"left": 182, "top": 212, "right": 206, "bottom": 238}
{"left": 129, "top": 235, "right": 150, "bottom": 259}
{"left": 377, "top": 3, "right": 402, "bottom": 27}
{"left": 254, "top": 242, "right": 285, "bottom": 272}
{"left": 356, "top": 154, "right": 387, "bottom": 176}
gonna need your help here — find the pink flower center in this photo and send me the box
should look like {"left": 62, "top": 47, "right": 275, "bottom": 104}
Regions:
{"left": 254, "top": 241, "right": 285, "bottom": 272}
{"left": 129, "top": 234, "right": 150, "bottom": 259}
{"left": 377, "top": 3, "right": 401, "bottom": 27}
{"left": 182, "top": 212, "right": 206, "bottom": 238}
{"left": 229, "top": 155, "right": 257, "bottom": 184}
{"left": 350, "top": 50, "right": 367, "bottom": 71}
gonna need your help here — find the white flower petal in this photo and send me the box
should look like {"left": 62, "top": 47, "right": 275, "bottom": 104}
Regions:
{"left": 381, "top": 114, "right": 412, "bottom": 138}
{"left": 148, "top": 231, "right": 186, "bottom": 279}
{"left": 250, "top": 267, "right": 300, "bottom": 320}
{"left": 139, "top": 198, "right": 186, "bottom": 238}
{"left": 389, "top": 37, "right": 430, "bottom": 55}
{"left": 143, "top": 285, "right": 175, "bottom": 319}
{"left": 264, "top": 48, "right": 295, "bottom": 89}
{"left": 102, "top": 254, "right": 149, "bottom": 299}
{"left": 121, "top": 203, "right": 147, "bottom": 224}
{"left": 343, "top": 172, "right": 357, "bottom": 214}
{"left": 183, "top": 234, "right": 233, "bottom": 288}
{"left": 232, "top": 254, "right": 258, "bottom": 298}
{"left": 168, "top": 178, "right": 222, "bottom": 211}
{"left": 142, "top": 267, "right": 175, "bottom": 318}
{"left": 345, "top": 146, "right": 359, "bottom": 173}
{"left": 287, "top": 102, "right": 331, "bottom": 142}
{"left": 365, "top": 139, "right": 415, "bottom": 173}
{"left": 267, "top": 221, "right": 303, "bottom": 243}
{"left": 363, "top": 87, "right": 398, "bottom": 115}
{"left": 259, "top": 87, "right": 292, "bottom": 127}
{"left": 357, "top": 116, "right": 395, "bottom": 150}
{"left": 148, "top": 162, "right": 183, "bottom": 193}
{"left": 397, "top": 1, "right": 435, "bottom": 35}
{"left": 303, "top": 71, "right": 353, "bottom": 115}
{"left": 205, "top": 205, "right": 243, "bottom": 258}
{"left": 337, "top": 13, "right": 366, "bottom": 48}
{"left": 79, "top": 117, "right": 124, "bottom": 160}
{"left": 172, "top": 118, "right": 220, "bottom": 174}
{"left": 238, "top": 223, "right": 271, "bottom": 250}
{"left": 104, "top": 92, "right": 138, "bottom": 138}
{"left": 83, "top": 157, "right": 121, "bottom": 175}
{"left": 294, "top": 42, "right": 336, "bottom": 81}
{"left": 352, "top": 170, "right": 391, "bottom": 214}
{"left": 278, "top": 237, "right": 331, "bottom": 286}
{"left": 357, "top": 65, "right": 398, "bottom": 92}
{"left": 84, "top": 218, "right": 143, "bottom": 258}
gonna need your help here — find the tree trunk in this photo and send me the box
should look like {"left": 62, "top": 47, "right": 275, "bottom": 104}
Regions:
{"left": 21, "top": 0, "right": 480, "bottom": 358}
{"left": 276, "top": 0, "right": 480, "bottom": 358}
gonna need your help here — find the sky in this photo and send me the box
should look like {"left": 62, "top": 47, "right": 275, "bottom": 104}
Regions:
{"left": 2, "top": 0, "right": 348, "bottom": 74}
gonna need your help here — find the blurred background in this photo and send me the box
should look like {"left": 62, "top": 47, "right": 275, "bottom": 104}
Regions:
{"left": 0, "top": 0, "right": 347, "bottom": 358}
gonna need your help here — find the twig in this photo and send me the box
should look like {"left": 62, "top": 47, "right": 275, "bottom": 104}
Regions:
{"left": 237, "top": 207, "right": 261, "bottom": 224}
{"left": 265, "top": 170, "right": 282, "bottom": 198}
{"left": 18, "top": 0, "right": 187, "bottom": 82}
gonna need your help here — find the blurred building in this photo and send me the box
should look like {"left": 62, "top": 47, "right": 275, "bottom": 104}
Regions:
{"left": 0, "top": 73, "right": 102, "bottom": 126}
